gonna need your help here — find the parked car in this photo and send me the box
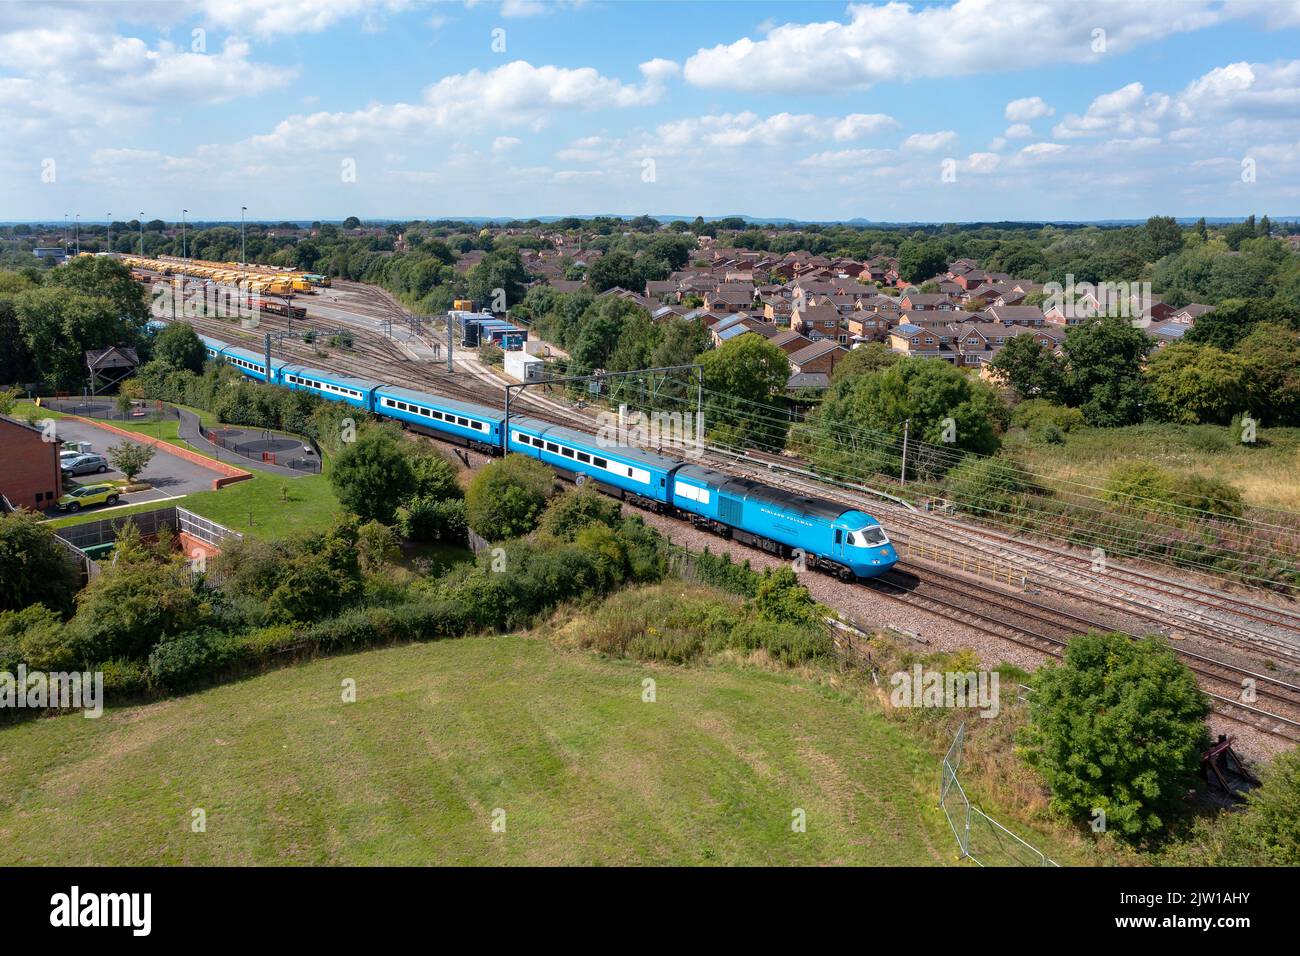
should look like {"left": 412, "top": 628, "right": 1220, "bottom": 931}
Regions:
{"left": 56, "top": 483, "right": 120, "bottom": 512}
{"left": 61, "top": 453, "right": 110, "bottom": 476}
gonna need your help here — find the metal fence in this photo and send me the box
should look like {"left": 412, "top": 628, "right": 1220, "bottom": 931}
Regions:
{"left": 53, "top": 506, "right": 242, "bottom": 573}
{"left": 176, "top": 507, "right": 243, "bottom": 547}
{"left": 940, "top": 721, "right": 1058, "bottom": 867}
{"left": 198, "top": 423, "right": 322, "bottom": 473}
{"left": 38, "top": 396, "right": 178, "bottom": 425}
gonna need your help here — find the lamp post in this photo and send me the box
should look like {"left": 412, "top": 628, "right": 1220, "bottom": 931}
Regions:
{"left": 241, "top": 206, "right": 247, "bottom": 264}
{"left": 181, "top": 209, "right": 188, "bottom": 259}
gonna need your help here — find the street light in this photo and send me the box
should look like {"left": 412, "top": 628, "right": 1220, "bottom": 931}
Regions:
{"left": 181, "top": 209, "right": 188, "bottom": 259}
{"left": 241, "top": 206, "right": 247, "bottom": 264}
{"left": 139, "top": 213, "right": 145, "bottom": 255}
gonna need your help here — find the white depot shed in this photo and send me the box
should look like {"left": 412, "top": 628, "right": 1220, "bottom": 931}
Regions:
{"left": 505, "top": 350, "right": 544, "bottom": 382}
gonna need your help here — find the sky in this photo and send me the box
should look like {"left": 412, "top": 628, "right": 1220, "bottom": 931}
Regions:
{"left": 5, "top": 0, "right": 1300, "bottom": 223}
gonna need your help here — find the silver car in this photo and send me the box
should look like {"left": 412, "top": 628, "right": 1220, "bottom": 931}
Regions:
{"left": 61, "top": 453, "right": 110, "bottom": 476}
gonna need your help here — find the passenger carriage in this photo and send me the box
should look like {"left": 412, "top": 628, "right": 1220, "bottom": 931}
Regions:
{"left": 372, "top": 385, "right": 503, "bottom": 453}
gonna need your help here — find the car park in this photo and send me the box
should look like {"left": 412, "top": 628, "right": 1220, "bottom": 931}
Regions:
{"left": 56, "top": 482, "right": 120, "bottom": 512}
{"left": 61, "top": 453, "right": 110, "bottom": 476}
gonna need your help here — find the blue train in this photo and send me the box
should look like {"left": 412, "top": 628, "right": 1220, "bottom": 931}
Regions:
{"left": 193, "top": 329, "right": 897, "bottom": 578}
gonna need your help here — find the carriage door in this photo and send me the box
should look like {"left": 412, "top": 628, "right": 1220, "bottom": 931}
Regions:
{"left": 718, "top": 495, "right": 742, "bottom": 526}
{"left": 832, "top": 526, "right": 847, "bottom": 560}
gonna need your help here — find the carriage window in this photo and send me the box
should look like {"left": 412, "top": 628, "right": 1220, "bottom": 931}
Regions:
{"left": 577, "top": 452, "right": 590, "bottom": 463}
{"left": 546, "top": 442, "right": 559, "bottom": 453}
{"left": 593, "top": 457, "right": 607, "bottom": 469}
{"left": 562, "top": 447, "right": 574, "bottom": 458}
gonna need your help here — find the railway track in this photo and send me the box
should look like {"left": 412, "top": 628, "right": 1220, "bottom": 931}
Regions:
{"left": 169, "top": 288, "right": 1300, "bottom": 742}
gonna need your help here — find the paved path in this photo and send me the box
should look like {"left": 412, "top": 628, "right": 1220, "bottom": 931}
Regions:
{"left": 174, "top": 408, "right": 314, "bottom": 478}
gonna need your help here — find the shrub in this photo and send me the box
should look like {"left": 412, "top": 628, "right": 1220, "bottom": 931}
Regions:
{"left": 464, "top": 453, "right": 555, "bottom": 541}
{"left": 753, "top": 567, "right": 820, "bottom": 627}
{"left": 1011, "top": 399, "right": 1086, "bottom": 441}
{"left": 539, "top": 486, "right": 622, "bottom": 540}
{"left": 1176, "top": 474, "right": 1245, "bottom": 520}
{"left": 0, "top": 604, "right": 74, "bottom": 671}
{"left": 1102, "top": 461, "right": 1177, "bottom": 513}
{"left": 1019, "top": 633, "right": 1210, "bottom": 842}
{"left": 356, "top": 520, "right": 399, "bottom": 571}
{"left": 945, "top": 452, "right": 1044, "bottom": 514}
{"left": 329, "top": 427, "right": 416, "bottom": 523}
{"left": 728, "top": 618, "right": 833, "bottom": 665}
{"left": 148, "top": 628, "right": 248, "bottom": 690}
{"left": 398, "top": 496, "right": 467, "bottom": 544}
{"left": 0, "top": 511, "right": 82, "bottom": 616}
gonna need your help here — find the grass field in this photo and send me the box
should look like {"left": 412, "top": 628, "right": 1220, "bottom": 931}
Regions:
{"left": 1014, "top": 422, "right": 1300, "bottom": 511}
{"left": 0, "top": 634, "right": 1019, "bottom": 866}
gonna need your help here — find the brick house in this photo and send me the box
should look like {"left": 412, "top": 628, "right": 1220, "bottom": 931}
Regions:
{"left": 0, "top": 415, "right": 62, "bottom": 512}
{"left": 788, "top": 339, "right": 847, "bottom": 376}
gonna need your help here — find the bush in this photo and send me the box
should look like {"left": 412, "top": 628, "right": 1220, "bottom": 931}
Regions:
{"left": 1019, "top": 633, "right": 1210, "bottom": 842}
{"left": 464, "top": 453, "right": 555, "bottom": 541}
{"left": 356, "top": 520, "right": 399, "bottom": 571}
{"left": 727, "top": 618, "right": 832, "bottom": 665}
{"left": 68, "top": 562, "right": 212, "bottom": 663}
{"left": 0, "top": 604, "right": 74, "bottom": 671}
{"left": 398, "top": 496, "right": 467, "bottom": 544}
{"left": 1102, "top": 461, "right": 1177, "bottom": 513}
{"left": 329, "top": 428, "right": 416, "bottom": 524}
{"left": 945, "top": 452, "right": 1045, "bottom": 515}
{"left": 753, "top": 567, "right": 820, "bottom": 627}
{"left": 0, "top": 512, "right": 82, "bottom": 616}
{"left": 148, "top": 628, "right": 248, "bottom": 690}
{"left": 1176, "top": 474, "right": 1245, "bottom": 520}
{"left": 1011, "top": 399, "right": 1086, "bottom": 441}
{"left": 689, "top": 549, "right": 760, "bottom": 597}
{"left": 539, "top": 486, "right": 622, "bottom": 540}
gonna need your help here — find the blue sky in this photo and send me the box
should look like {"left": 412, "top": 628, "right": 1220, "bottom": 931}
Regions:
{"left": 4, "top": 0, "right": 1300, "bottom": 222}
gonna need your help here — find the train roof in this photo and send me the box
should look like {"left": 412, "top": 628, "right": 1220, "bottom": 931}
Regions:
{"left": 197, "top": 334, "right": 229, "bottom": 352}
{"left": 509, "top": 415, "right": 684, "bottom": 472}
{"left": 374, "top": 384, "right": 504, "bottom": 422}
{"left": 281, "top": 364, "right": 386, "bottom": 392}
{"left": 221, "top": 344, "right": 284, "bottom": 370}
{"left": 674, "top": 463, "right": 853, "bottom": 521}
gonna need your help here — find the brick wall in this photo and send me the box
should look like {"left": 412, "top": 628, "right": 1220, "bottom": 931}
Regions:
{"left": 0, "top": 417, "right": 61, "bottom": 510}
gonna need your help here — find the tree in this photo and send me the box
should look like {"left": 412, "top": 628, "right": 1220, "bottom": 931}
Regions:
{"left": 1238, "top": 327, "right": 1300, "bottom": 426}
{"left": 1061, "top": 317, "right": 1151, "bottom": 426}
{"left": 329, "top": 428, "right": 415, "bottom": 524}
{"left": 464, "top": 453, "right": 555, "bottom": 541}
{"left": 152, "top": 322, "right": 207, "bottom": 373}
{"left": 1144, "top": 342, "right": 1247, "bottom": 425}
{"left": 408, "top": 449, "right": 463, "bottom": 501}
{"left": 107, "top": 441, "right": 156, "bottom": 483}
{"left": 69, "top": 559, "right": 211, "bottom": 662}
{"left": 896, "top": 239, "right": 948, "bottom": 284}
{"left": 811, "top": 357, "right": 1004, "bottom": 481}
{"left": 1141, "top": 215, "right": 1184, "bottom": 261}
{"left": 829, "top": 342, "right": 900, "bottom": 383}
{"left": 585, "top": 251, "right": 640, "bottom": 293}
{"left": 342, "top": 216, "right": 362, "bottom": 230}
{"left": 988, "top": 334, "right": 1067, "bottom": 401}
{"left": 538, "top": 486, "right": 622, "bottom": 540}
{"left": 1020, "top": 633, "right": 1210, "bottom": 841}
{"left": 699, "top": 334, "right": 791, "bottom": 450}
{"left": 0, "top": 512, "right": 81, "bottom": 616}
{"left": 465, "top": 248, "right": 529, "bottom": 311}
{"left": 1186, "top": 298, "right": 1299, "bottom": 351}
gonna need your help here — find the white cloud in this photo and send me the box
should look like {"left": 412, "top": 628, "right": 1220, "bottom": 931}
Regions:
{"left": 682, "top": 0, "right": 1277, "bottom": 93}
{"left": 1004, "top": 123, "right": 1033, "bottom": 139}
{"left": 1020, "top": 142, "right": 1069, "bottom": 157}
{"left": 246, "top": 59, "right": 673, "bottom": 152}
{"left": 198, "top": 0, "right": 413, "bottom": 39}
{"left": 797, "top": 148, "right": 895, "bottom": 168}
{"left": 964, "top": 152, "right": 1001, "bottom": 173}
{"left": 654, "top": 111, "right": 897, "bottom": 150}
{"left": 1005, "top": 96, "right": 1055, "bottom": 121}
{"left": 492, "top": 136, "right": 522, "bottom": 152}
{"left": 902, "top": 130, "right": 958, "bottom": 152}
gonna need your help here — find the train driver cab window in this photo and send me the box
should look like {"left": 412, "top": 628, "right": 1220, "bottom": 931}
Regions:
{"left": 834, "top": 529, "right": 843, "bottom": 544}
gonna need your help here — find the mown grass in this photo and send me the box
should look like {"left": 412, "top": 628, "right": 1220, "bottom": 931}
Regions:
{"left": 46, "top": 472, "right": 341, "bottom": 540}
{"left": 1014, "top": 423, "right": 1300, "bottom": 512}
{"left": 0, "top": 633, "right": 965, "bottom": 866}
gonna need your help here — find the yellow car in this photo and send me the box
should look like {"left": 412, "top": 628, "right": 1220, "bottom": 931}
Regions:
{"left": 57, "top": 483, "right": 122, "bottom": 512}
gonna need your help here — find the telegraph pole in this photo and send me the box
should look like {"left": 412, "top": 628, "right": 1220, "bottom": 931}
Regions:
{"left": 446, "top": 312, "right": 454, "bottom": 373}
{"left": 240, "top": 206, "right": 247, "bottom": 264}
{"left": 900, "top": 418, "right": 910, "bottom": 485}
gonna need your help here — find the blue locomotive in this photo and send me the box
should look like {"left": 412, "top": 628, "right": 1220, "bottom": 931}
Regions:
{"left": 194, "top": 328, "right": 897, "bottom": 579}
